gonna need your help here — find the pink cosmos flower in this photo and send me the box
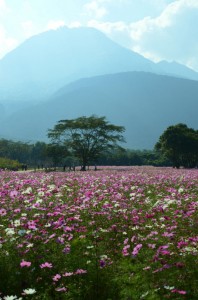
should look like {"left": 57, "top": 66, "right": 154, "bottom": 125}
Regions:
{"left": 175, "top": 262, "right": 185, "bottom": 268}
{"left": 99, "top": 260, "right": 106, "bottom": 268}
{"left": 177, "top": 241, "right": 188, "bottom": 248}
{"left": 20, "top": 260, "right": 31, "bottom": 267}
{"left": 62, "top": 246, "right": 70, "bottom": 254}
{"left": 143, "top": 266, "right": 151, "bottom": 271}
{"left": 75, "top": 269, "right": 87, "bottom": 274}
{"left": 162, "top": 232, "right": 174, "bottom": 237}
{"left": 27, "top": 220, "right": 37, "bottom": 230}
{"left": 10, "top": 190, "right": 18, "bottom": 198}
{"left": 160, "top": 250, "right": 171, "bottom": 256}
{"left": 63, "top": 226, "right": 73, "bottom": 232}
{"left": 171, "top": 289, "right": 187, "bottom": 294}
{"left": 131, "top": 235, "right": 136, "bottom": 243}
{"left": 49, "top": 234, "right": 56, "bottom": 239}
{"left": 53, "top": 274, "right": 61, "bottom": 281}
{"left": 132, "top": 244, "right": 142, "bottom": 256}
{"left": 40, "top": 262, "right": 53, "bottom": 268}
{"left": 122, "top": 245, "right": 130, "bottom": 256}
{"left": 147, "top": 243, "right": 156, "bottom": 249}
{"left": 55, "top": 287, "right": 67, "bottom": 292}
{"left": 62, "top": 272, "right": 74, "bottom": 277}
{"left": 0, "top": 208, "right": 7, "bottom": 216}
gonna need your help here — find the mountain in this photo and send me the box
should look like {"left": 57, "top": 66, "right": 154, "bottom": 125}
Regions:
{"left": 0, "top": 27, "right": 157, "bottom": 106}
{"left": 156, "top": 60, "right": 198, "bottom": 81}
{"left": 1, "top": 26, "right": 198, "bottom": 107}
{"left": 0, "top": 27, "right": 197, "bottom": 149}
{"left": 0, "top": 71, "right": 197, "bottom": 149}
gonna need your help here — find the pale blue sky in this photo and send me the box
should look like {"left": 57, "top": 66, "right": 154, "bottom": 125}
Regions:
{"left": 1, "top": 0, "right": 198, "bottom": 71}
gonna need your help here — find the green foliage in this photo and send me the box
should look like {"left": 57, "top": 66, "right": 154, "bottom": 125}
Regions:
{"left": 31, "top": 142, "right": 48, "bottom": 165}
{"left": 98, "top": 148, "right": 171, "bottom": 166}
{"left": 0, "top": 157, "right": 21, "bottom": 170}
{"left": 46, "top": 143, "right": 68, "bottom": 166}
{"left": 0, "top": 139, "right": 31, "bottom": 163}
{"left": 48, "top": 115, "right": 125, "bottom": 170}
{"left": 155, "top": 123, "right": 198, "bottom": 168}
{"left": 0, "top": 137, "right": 171, "bottom": 169}
{"left": 0, "top": 139, "right": 54, "bottom": 168}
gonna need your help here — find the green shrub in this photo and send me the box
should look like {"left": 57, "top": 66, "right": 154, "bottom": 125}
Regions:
{"left": 0, "top": 157, "right": 21, "bottom": 170}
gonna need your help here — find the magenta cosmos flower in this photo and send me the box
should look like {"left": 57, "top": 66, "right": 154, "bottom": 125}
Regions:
{"left": 40, "top": 262, "right": 53, "bottom": 268}
{"left": 20, "top": 260, "right": 31, "bottom": 267}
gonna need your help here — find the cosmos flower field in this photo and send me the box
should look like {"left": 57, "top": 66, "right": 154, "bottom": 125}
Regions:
{"left": 0, "top": 167, "right": 197, "bottom": 300}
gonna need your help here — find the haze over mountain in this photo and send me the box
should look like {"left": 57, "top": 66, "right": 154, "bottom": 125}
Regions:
{"left": 156, "top": 60, "right": 198, "bottom": 81}
{"left": 0, "top": 27, "right": 156, "bottom": 106}
{"left": 0, "top": 72, "right": 197, "bottom": 149}
{"left": 0, "top": 27, "right": 197, "bottom": 149}
{"left": 0, "top": 27, "right": 198, "bottom": 110}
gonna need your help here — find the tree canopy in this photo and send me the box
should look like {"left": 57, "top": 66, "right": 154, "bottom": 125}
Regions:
{"left": 48, "top": 115, "right": 125, "bottom": 170}
{"left": 155, "top": 123, "right": 198, "bottom": 168}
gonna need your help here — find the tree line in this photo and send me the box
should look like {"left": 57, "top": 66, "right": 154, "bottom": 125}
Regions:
{"left": 0, "top": 138, "right": 169, "bottom": 170}
{"left": 0, "top": 116, "right": 197, "bottom": 170}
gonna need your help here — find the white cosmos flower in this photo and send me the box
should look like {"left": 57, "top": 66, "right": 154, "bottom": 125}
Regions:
{"left": 47, "top": 184, "right": 56, "bottom": 190}
{"left": 26, "top": 243, "right": 34, "bottom": 248}
{"left": 5, "top": 228, "right": 15, "bottom": 236}
{"left": 164, "top": 286, "right": 175, "bottom": 290}
{"left": 21, "top": 213, "right": 27, "bottom": 217}
{"left": 22, "top": 187, "right": 32, "bottom": 194}
{"left": 38, "top": 191, "right": 45, "bottom": 196}
{"left": 13, "top": 220, "right": 21, "bottom": 227}
{"left": 36, "top": 198, "right": 43, "bottom": 203}
{"left": 4, "top": 296, "right": 22, "bottom": 300}
{"left": 23, "top": 288, "right": 36, "bottom": 295}
{"left": 178, "top": 187, "right": 184, "bottom": 193}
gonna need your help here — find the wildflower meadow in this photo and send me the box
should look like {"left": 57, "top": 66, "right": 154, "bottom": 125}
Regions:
{"left": 0, "top": 167, "right": 197, "bottom": 299}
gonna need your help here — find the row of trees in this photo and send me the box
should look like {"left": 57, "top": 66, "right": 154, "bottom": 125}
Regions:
{"left": 0, "top": 139, "right": 169, "bottom": 170}
{"left": 0, "top": 116, "right": 197, "bottom": 170}
{"left": 0, "top": 139, "right": 48, "bottom": 168}
{"left": 47, "top": 116, "right": 198, "bottom": 169}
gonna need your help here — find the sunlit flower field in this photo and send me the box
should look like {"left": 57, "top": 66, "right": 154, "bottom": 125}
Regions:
{"left": 0, "top": 167, "right": 197, "bottom": 299}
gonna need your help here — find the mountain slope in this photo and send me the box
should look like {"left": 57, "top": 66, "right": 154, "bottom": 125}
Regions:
{"left": 156, "top": 60, "right": 198, "bottom": 81}
{"left": 0, "top": 71, "right": 197, "bottom": 149}
{"left": 1, "top": 25, "right": 198, "bottom": 118}
{"left": 0, "top": 27, "right": 157, "bottom": 103}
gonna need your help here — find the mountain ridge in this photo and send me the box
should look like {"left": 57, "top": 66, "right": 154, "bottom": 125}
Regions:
{"left": 0, "top": 26, "right": 198, "bottom": 107}
{"left": 0, "top": 27, "right": 156, "bottom": 100}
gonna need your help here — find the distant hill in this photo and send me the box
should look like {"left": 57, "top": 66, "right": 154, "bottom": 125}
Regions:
{"left": 0, "top": 71, "right": 197, "bottom": 149}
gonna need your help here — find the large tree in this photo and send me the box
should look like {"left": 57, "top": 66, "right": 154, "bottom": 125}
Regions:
{"left": 48, "top": 115, "right": 125, "bottom": 170}
{"left": 155, "top": 123, "right": 198, "bottom": 168}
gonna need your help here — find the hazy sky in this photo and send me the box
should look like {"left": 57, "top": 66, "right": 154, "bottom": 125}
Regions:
{"left": 1, "top": 0, "right": 198, "bottom": 71}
